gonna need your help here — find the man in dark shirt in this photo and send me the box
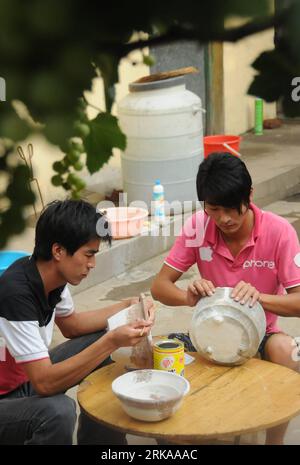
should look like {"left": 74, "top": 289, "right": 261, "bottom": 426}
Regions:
{"left": 0, "top": 199, "right": 154, "bottom": 445}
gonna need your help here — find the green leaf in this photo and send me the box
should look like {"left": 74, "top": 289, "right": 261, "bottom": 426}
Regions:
{"left": 143, "top": 54, "right": 156, "bottom": 66}
{"left": 44, "top": 114, "right": 74, "bottom": 146}
{"left": 95, "top": 53, "right": 119, "bottom": 113}
{"left": 0, "top": 109, "right": 30, "bottom": 141}
{"left": 252, "top": 50, "right": 293, "bottom": 76}
{"left": 6, "top": 165, "right": 34, "bottom": 205}
{"left": 248, "top": 75, "right": 285, "bottom": 102}
{"left": 281, "top": 92, "right": 300, "bottom": 118}
{"left": 249, "top": 50, "right": 300, "bottom": 113}
{"left": 218, "top": 0, "right": 270, "bottom": 18}
{"left": 83, "top": 113, "right": 126, "bottom": 174}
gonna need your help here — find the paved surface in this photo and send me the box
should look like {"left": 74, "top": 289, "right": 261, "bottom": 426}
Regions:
{"left": 4, "top": 121, "right": 300, "bottom": 444}
{"left": 52, "top": 249, "right": 300, "bottom": 445}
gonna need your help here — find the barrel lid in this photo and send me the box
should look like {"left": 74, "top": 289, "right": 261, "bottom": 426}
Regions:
{"left": 129, "top": 76, "right": 185, "bottom": 92}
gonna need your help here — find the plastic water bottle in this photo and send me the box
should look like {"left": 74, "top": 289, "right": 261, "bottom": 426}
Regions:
{"left": 152, "top": 179, "right": 165, "bottom": 224}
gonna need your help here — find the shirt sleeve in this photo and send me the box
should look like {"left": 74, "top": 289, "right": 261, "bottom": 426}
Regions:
{"left": 276, "top": 220, "right": 300, "bottom": 289}
{"left": 165, "top": 211, "right": 206, "bottom": 273}
{"left": 0, "top": 296, "right": 49, "bottom": 363}
{"left": 55, "top": 285, "right": 74, "bottom": 318}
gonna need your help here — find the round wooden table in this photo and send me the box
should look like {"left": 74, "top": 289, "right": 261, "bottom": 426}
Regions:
{"left": 77, "top": 354, "right": 300, "bottom": 444}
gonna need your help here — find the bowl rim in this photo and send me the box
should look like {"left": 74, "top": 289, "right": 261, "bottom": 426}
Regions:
{"left": 112, "top": 369, "right": 190, "bottom": 405}
{"left": 190, "top": 286, "right": 266, "bottom": 363}
{"left": 194, "top": 286, "right": 265, "bottom": 312}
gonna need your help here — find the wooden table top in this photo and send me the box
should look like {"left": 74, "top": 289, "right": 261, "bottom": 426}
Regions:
{"left": 77, "top": 354, "right": 300, "bottom": 443}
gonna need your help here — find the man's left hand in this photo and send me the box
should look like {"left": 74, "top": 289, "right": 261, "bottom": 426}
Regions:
{"left": 122, "top": 296, "right": 156, "bottom": 325}
{"left": 230, "top": 281, "right": 260, "bottom": 308}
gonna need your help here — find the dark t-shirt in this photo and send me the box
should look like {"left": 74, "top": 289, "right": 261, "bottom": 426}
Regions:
{"left": 0, "top": 256, "right": 73, "bottom": 395}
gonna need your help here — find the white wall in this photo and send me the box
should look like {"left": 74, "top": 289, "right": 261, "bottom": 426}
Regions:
{"left": 17, "top": 28, "right": 279, "bottom": 206}
{"left": 223, "top": 29, "right": 277, "bottom": 135}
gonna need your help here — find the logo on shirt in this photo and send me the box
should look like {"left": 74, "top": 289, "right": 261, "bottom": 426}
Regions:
{"left": 0, "top": 337, "right": 6, "bottom": 362}
{"left": 243, "top": 260, "right": 275, "bottom": 269}
{"left": 294, "top": 253, "right": 300, "bottom": 268}
{"left": 199, "top": 246, "right": 213, "bottom": 262}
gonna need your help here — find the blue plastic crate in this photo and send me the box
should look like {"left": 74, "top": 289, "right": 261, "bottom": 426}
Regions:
{"left": 0, "top": 251, "right": 30, "bottom": 275}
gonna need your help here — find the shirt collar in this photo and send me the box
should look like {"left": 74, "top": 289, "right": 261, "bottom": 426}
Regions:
{"left": 250, "top": 202, "right": 262, "bottom": 240}
{"left": 205, "top": 202, "right": 262, "bottom": 246}
{"left": 24, "top": 256, "right": 65, "bottom": 312}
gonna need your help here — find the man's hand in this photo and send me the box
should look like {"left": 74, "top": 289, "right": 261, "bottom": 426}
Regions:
{"left": 142, "top": 296, "right": 156, "bottom": 325}
{"left": 230, "top": 281, "right": 260, "bottom": 307}
{"left": 122, "top": 296, "right": 156, "bottom": 325}
{"left": 186, "top": 279, "right": 216, "bottom": 307}
{"left": 110, "top": 320, "right": 152, "bottom": 348}
{"left": 121, "top": 297, "right": 139, "bottom": 308}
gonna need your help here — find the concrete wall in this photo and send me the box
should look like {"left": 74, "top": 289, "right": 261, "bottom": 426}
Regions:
{"left": 150, "top": 41, "right": 207, "bottom": 133}
{"left": 223, "top": 29, "right": 277, "bottom": 135}
{"left": 18, "top": 27, "right": 279, "bottom": 207}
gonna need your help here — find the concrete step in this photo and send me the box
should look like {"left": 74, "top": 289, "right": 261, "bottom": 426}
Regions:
{"left": 263, "top": 194, "right": 300, "bottom": 237}
{"left": 240, "top": 121, "right": 300, "bottom": 207}
{"left": 72, "top": 121, "right": 300, "bottom": 291}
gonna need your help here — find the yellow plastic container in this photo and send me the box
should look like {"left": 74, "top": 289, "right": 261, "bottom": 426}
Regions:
{"left": 153, "top": 339, "right": 185, "bottom": 377}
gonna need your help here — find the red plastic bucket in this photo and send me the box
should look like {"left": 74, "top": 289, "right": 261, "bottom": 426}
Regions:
{"left": 203, "top": 135, "right": 242, "bottom": 159}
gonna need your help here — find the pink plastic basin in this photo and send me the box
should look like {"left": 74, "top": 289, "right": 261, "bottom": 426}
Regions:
{"left": 104, "top": 207, "right": 149, "bottom": 239}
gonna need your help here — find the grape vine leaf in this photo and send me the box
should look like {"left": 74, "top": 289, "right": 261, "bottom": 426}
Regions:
{"left": 83, "top": 113, "right": 126, "bottom": 174}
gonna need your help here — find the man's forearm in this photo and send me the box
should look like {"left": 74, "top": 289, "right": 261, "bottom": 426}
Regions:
{"left": 32, "top": 332, "right": 117, "bottom": 396}
{"left": 260, "top": 293, "right": 300, "bottom": 317}
{"left": 70, "top": 300, "right": 131, "bottom": 336}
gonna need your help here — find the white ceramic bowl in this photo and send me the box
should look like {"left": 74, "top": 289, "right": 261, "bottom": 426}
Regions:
{"left": 112, "top": 369, "right": 190, "bottom": 422}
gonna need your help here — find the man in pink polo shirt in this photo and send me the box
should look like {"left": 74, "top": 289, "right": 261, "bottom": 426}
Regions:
{"left": 151, "top": 153, "right": 300, "bottom": 445}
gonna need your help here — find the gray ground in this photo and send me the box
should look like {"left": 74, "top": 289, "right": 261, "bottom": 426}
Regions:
{"left": 53, "top": 251, "right": 300, "bottom": 445}
{"left": 5, "top": 120, "right": 300, "bottom": 445}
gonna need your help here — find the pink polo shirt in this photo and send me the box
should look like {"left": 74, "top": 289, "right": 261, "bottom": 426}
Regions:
{"left": 165, "top": 203, "right": 300, "bottom": 334}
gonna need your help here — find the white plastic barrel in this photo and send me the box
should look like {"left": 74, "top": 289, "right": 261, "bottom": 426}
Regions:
{"left": 117, "top": 76, "right": 204, "bottom": 213}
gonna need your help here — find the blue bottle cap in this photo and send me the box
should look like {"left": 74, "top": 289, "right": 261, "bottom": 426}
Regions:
{"left": 155, "top": 179, "right": 161, "bottom": 185}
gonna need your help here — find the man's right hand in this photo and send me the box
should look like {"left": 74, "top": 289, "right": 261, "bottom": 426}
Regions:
{"left": 186, "top": 279, "right": 216, "bottom": 307}
{"left": 109, "top": 320, "right": 152, "bottom": 348}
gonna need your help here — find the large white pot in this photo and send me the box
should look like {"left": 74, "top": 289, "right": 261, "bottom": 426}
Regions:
{"left": 117, "top": 76, "right": 204, "bottom": 213}
{"left": 189, "top": 287, "right": 266, "bottom": 366}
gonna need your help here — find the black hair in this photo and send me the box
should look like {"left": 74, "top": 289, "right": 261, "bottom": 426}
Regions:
{"left": 196, "top": 152, "right": 252, "bottom": 213}
{"left": 33, "top": 199, "right": 112, "bottom": 261}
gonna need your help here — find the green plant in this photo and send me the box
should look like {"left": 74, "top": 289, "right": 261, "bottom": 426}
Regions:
{"left": 0, "top": 0, "right": 299, "bottom": 245}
